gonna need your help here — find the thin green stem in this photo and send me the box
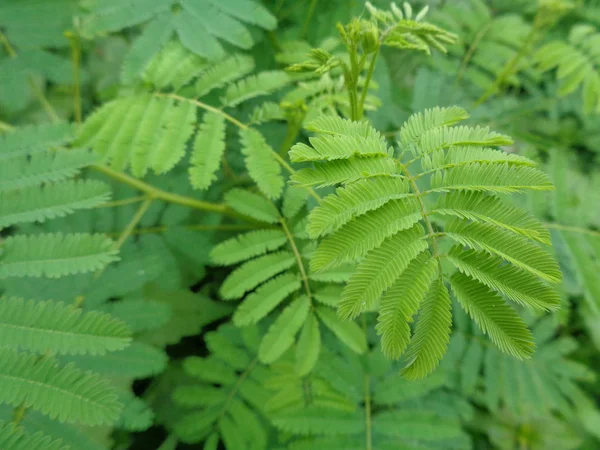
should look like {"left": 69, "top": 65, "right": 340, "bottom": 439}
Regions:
{"left": 364, "top": 374, "right": 373, "bottom": 450}
{"left": 28, "top": 76, "right": 61, "bottom": 123}
{"left": 157, "top": 93, "right": 248, "bottom": 130}
{"left": 280, "top": 215, "right": 313, "bottom": 306}
{"left": 93, "top": 196, "right": 147, "bottom": 208}
{"left": 106, "top": 223, "right": 268, "bottom": 238}
{"left": 474, "top": 25, "right": 539, "bottom": 107}
{"left": 400, "top": 163, "right": 440, "bottom": 257}
{"left": 0, "top": 30, "right": 16, "bottom": 57}
{"left": 302, "top": 0, "right": 319, "bottom": 38}
{"left": 218, "top": 358, "right": 258, "bottom": 421}
{"left": 456, "top": 22, "right": 491, "bottom": 83}
{"left": 91, "top": 164, "right": 236, "bottom": 217}
{"left": 544, "top": 223, "right": 600, "bottom": 238}
{"left": 358, "top": 49, "right": 379, "bottom": 120}
{"left": 114, "top": 198, "right": 153, "bottom": 249}
{"left": 66, "top": 30, "right": 82, "bottom": 124}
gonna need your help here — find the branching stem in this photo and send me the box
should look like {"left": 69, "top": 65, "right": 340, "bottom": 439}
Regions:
{"left": 114, "top": 198, "right": 153, "bottom": 249}
{"left": 280, "top": 216, "right": 313, "bottom": 306}
{"left": 158, "top": 93, "right": 321, "bottom": 203}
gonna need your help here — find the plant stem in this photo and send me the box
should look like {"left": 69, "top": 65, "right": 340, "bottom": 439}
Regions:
{"left": 28, "top": 76, "right": 61, "bottom": 123}
{"left": 0, "top": 30, "right": 16, "bottom": 57}
{"left": 358, "top": 48, "right": 379, "bottom": 120}
{"left": 93, "top": 196, "right": 147, "bottom": 208}
{"left": 544, "top": 223, "right": 600, "bottom": 238}
{"left": 157, "top": 93, "right": 248, "bottom": 130}
{"left": 302, "top": 0, "right": 319, "bottom": 38}
{"left": 280, "top": 215, "right": 313, "bottom": 305}
{"left": 157, "top": 93, "right": 321, "bottom": 203}
{"left": 66, "top": 30, "right": 82, "bottom": 124}
{"left": 106, "top": 223, "right": 268, "bottom": 238}
{"left": 400, "top": 163, "right": 440, "bottom": 257}
{"left": 91, "top": 164, "right": 236, "bottom": 217}
{"left": 364, "top": 374, "right": 373, "bottom": 450}
{"left": 114, "top": 198, "right": 153, "bottom": 249}
{"left": 474, "top": 25, "right": 539, "bottom": 107}
{"left": 218, "top": 358, "right": 258, "bottom": 421}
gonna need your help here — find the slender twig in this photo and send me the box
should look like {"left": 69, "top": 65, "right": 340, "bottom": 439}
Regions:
{"left": 106, "top": 223, "right": 269, "bottom": 238}
{"left": 0, "top": 30, "right": 16, "bottom": 57}
{"left": 66, "top": 30, "right": 82, "bottom": 124}
{"left": 114, "top": 198, "right": 153, "bottom": 249}
{"left": 91, "top": 164, "right": 235, "bottom": 216}
{"left": 156, "top": 93, "right": 248, "bottom": 130}
{"left": 456, "top": 22, "right": 491, "bottom": 82}
{"left": 28, "top": 76, "right": 61, "bottom": 123}
{"left": 93, "top": 196, "right": 147, "bottom": 208}
{"left": 474, "top": 26, "right": 539, "bottom": 107}
{"left": 302, "top": 0, "right": 320, "bottom": 38}
{"left": 358, "top": 48, "right": 379, "bottom": 119}
{"left": 364, "top": 374, "right": 373, "bottom": 450}
{"left": 280, "top": 216, "right": 313, "bottom": 305}
{"left": 218, "top": 358, "right": 258, "bottom": 421}
{"left": 544, "top": 223, "right": 600, "bottom": 238}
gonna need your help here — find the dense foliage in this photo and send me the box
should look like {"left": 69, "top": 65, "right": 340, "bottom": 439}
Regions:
{"left": 1, "top": 0, "right": 600, "bottom": 449}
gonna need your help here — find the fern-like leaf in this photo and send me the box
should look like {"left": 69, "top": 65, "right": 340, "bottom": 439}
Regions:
{"left": 0, "top": 233, "right": 119, "bottom": 278}
{"left": 195, "top": 54, "right": 255, "bottom": 97}
{"left": 295, "top": 312, "right": 321, "bottom": 376}
{"left": 292, "top": 157, "right": 397, "bottom": 188}
{"left": 240, "top": 128, "right": 284, "bottom": 200}
{"left": 0, "top": 123, "right": 74, "bottom": 161}
{"left": 188, "top": 112, "right": 226, "bottom": 190}
{"left": 0, "top": 297, "right": 131, "bottom": 355}
{"left": 143, "top": 40, "right": 208, "bottom": 90}
{"left": 0, "top": 180, "right": 110, "bottom": 228}
{"left": 311, "top": 198, "right": 422, "bottom": 271}
{"left": 430, "top": 162, "right": 554, "bottom": 193}
{"left": 434, "top": 191, "right": 550, "bottom": 244}
{"left": 0, "top": 149, "right": 99, "bottom": 192}
{"left": 451, "top": 272, "right": 535, "bottom": 359}
{"left": 399, "top": 106, "right": 470, "bottom": 145}
{"left": 259, "top": 297, "right": 310, "bottom": 363}
{"left": 535, "top": 23, "right": 600, "bottom": 113}
{"left": 0, "top": 349, "right": 122, "bottom": 425}
{"left": 401, "top": 279, "right": 452, "bottom": 380}
{"left": 445, "top": 221, "right": 561, "bottom": 282}
{"left": 338, "top": 225, "right": 429, "bottom": 319}
{"left": 219, "top": 251, "right": 296, "bottom": 300}
{"left": 222, "top": 71, "right": 290, "bottom": 107}
{"left": 211, "top": 229, "right": 287, "bottom": 266}
{"left": 307, "top": 177, "right": 411, "bottom": 238}
{"left": 447, "top": 247, "right": 561, "bottom": 311}
{"left": 0, "top": 421, "right": 67, "bottom": 450}
{"left": 376, "top": 253, "right": 438, "bottom": 359}
{"left": 224, "top": 188, "right": 280, "bottom": 223}
{"left": 233, "top": 273, "right": 301, "bottom": 326}
{"left": 76, "top": 95, "right": 196, "bottom": 176}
